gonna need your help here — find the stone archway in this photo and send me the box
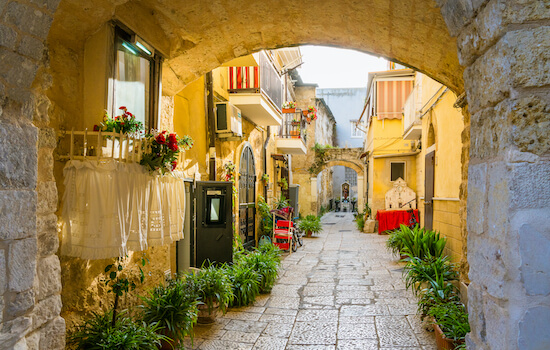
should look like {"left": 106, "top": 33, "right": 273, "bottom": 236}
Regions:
{"left": 1, "top": 1, "right": 548, "bottom": 349}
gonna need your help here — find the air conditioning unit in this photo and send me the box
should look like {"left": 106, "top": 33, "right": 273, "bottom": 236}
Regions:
{"left": 215, "top": 102, "right": 242, "bottom": 138}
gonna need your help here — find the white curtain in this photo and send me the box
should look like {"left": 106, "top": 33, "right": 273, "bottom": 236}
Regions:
{"left": 61, "top": 160, "right": 185, "bottom": 259}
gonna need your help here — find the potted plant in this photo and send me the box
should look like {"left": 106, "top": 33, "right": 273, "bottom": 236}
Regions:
{"left": 241, "top": 246, "right": 280, "bottom": 293}
{"left": 140, "top": 130, "right": 193, "bottom": 174}
{"left": 303, "top": 105, "right": 317, "bottom": 123}
{"left": 184, "top": 265, "right": 234, "bottom": 324}
{"left": 226, "top": 263, "right": 261, "bottom": 307}
{"left": 403, "top": 256, "right": 458, "bottom": 295}
{"left": 260, "top": 173, "right": 270, "bottom": 185}
{"left": 291, "top": 118, "right": 301, "bottom": 126}
{"left": 289, "top": 127, "right": 301, "bottom": 138}
{"left": 427, "top": 302, "right": 469, "bottom": 350}
{"left": 282, "top": 101, "right": 296, "bottom": 113}
{"left": 68, "top": 310, "right": 166, "bottom": 350}
{"left": 297, "top": 215, "right": 322, "bottom": 237}
{"left": 334, "top": 197, "right": 341, "bottom": 212}
{"left": 139, "top": 278, "right": 199, "bottom": 349}
{"left": 278, "top": 178, "right": 289, "bottom": 190}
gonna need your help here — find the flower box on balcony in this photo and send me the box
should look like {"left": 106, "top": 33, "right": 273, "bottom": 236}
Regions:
{"left": 291, "top": 121, "right": 301, "bottom": 126}
{"left": 282, "top": 108, "right": 296, "bottom": 114}
{"left": 289, "top": 130, "right": 300, "bottom": 138}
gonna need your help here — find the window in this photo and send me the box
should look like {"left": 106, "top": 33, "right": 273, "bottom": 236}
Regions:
{"left": 391, "top": 162, "right": 405, "bottom": 181}
{"left": 350, "top": 120, "right": 364, "bottom": 138}
{"left": 111, "top": 26, "right": 162, "bottom": 131}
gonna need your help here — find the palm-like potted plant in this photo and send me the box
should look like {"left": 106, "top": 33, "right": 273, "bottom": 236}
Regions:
{"left": 184, "top": 265, "right": 234, "bottom": 324}
{"left": 298, "top": 215, "right": 322, "bottom": 237}
{"left": 427, "top": 302, "right": 469, "bottom": 349}
{"left": 227, "top": 262, "right": 261, "bottom": 307}
{"left": 139, "top": 278, "right": 199, "bottom": 349}
{"left": 241, "top": 247, "right": 280, "bottom": 293}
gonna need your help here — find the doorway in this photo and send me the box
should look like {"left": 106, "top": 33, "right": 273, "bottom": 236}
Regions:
{"left": 239, "top": 145, "right": 257, "bottom": 249}
{"left": 424, "top": 151, "right": 435, "bottom": 230}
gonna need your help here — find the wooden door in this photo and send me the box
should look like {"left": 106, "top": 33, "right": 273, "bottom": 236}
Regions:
{"left": 424, "top": 151, "right": 435, "bottom": 230}
{"left": 239, "top": 146, "right": 256, "bottom": 250}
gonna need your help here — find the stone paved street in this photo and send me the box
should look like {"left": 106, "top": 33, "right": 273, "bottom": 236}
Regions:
{"left": 184, "top": 212, "right": 436, "bottom": 349}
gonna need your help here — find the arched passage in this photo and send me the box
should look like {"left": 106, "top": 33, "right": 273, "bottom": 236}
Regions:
{"left": 1, "top": 1, "right": 548, "bottom": 349}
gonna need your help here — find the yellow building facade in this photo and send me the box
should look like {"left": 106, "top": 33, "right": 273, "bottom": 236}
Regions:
{"left": 364, "top": 69, "right": 465, "bottom": 263}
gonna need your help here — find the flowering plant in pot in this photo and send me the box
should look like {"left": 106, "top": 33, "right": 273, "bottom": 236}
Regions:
{"left": 140, "top": 131, "right": 193, "bottom": 174}
{"left": 303, "top": 105, "right": 317, "bottom": 122}
{"left": 99, "top": 106, "right": 144, "bottom": 135}
{"left": 261, "top": 173, "right": 270, "bottom": 184}
{"left": 282, "top": 101, "right": 296, "bottom": 113}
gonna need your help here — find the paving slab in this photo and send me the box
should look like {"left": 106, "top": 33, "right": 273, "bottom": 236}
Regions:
{"left": 183, "top": 212, "right": 436, "bottom": 350}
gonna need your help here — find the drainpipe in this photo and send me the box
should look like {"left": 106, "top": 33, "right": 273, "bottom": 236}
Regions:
{"left": 205, "top": 72, "right": 216, "bottom": 181}
{"left": 263, "top": 126, "right": 271, "bottom": 198}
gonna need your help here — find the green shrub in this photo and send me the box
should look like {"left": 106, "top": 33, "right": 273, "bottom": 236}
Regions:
{"left": 403, "top": 256, "right": 458, "bottom": 295}
{"left": 139, "top": 278, "right": 198, "bottom": 344}
{"left": 399, "top": 225, "right": 447, "bottom": 260}
{"left": 257, "top": 196, "right": 274, "bottom": 237}
{"left": 227, "top": 263, "right": 261, "bottom": 307}
{"left": 417, "top": 271, "right": 460, "bottom": 317}
{"left": 355, "top": 214, "right": 365, "bottom": 231}
{"left": 184, "top": 264, "right": 234, "bottom": 314}
{"left": 386, "top": 229, "right": 406, "bottom": 257}
{"left": 298, "top": 215, "right": 322, "bottom": 235}
{"left": 428, "top": 302, "right": 470, "bottom": 342}
{"left": 68, "top": 310, "right": 166, "bottom": 350}
{"left": 242, "top": 249, "right": 280, "bottom": 293}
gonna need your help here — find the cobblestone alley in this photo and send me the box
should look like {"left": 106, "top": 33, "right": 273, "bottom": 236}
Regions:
{"left": 184, "top": 212, "right": 437, "bottom": 350}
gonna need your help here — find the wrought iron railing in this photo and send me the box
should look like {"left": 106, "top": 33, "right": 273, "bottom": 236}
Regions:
{"left": 228, "top": 51, "right": 283, "bottom": 111}
{"left": 278, "top": 110, "right": 307, "bottom": 142}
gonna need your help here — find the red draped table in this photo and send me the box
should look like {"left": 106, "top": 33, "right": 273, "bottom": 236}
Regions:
{"left": 375, "top": 209, "right": 419, "bottom": 234}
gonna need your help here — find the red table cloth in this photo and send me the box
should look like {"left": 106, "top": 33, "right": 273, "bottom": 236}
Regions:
{"left": 376, "top": 209, "right": 419, "bottom": 234}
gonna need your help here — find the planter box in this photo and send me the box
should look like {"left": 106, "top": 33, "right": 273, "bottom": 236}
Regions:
{"left": 363, "top": 219, "right": 376, "bottom": 233}
{"left": 289, "top": 130, "right": 300, "bottom": 138}
{"left": 282, "top": 108, "right": 296, "bottom": 113}
{"left": 434, "top": 323, "right": 464, "bottom": 350}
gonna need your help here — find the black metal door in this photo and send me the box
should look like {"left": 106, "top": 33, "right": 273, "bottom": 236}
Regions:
{"left": 194, "top": 181, "right": 233, "bottom": 267}
{"left": 239, "top": 146, "right": 256, "bottom": 250}
{"left": 424, "top": 151, "right": 435, "bottom": 230}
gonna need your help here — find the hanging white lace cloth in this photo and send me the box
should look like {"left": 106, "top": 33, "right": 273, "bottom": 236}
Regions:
{"left": 61, "top": 160, "right": 185, "bottom": 259}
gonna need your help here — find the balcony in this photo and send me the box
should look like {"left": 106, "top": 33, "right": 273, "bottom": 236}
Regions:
{"left": 403, "top": 90, "right": 422, "bottom": 140}
{"left": 276, "top": 111, "right": 307, "bottom": 155}
{"left": 228, "top": 51, "right": 283, "bottom": 126}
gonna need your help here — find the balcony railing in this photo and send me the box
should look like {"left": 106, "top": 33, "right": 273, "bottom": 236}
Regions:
{"left": 403, "top": 90, "right": 422, "bottom": 140}
{"left": 279, "top": 110, "right": 307, "bottom": 142}
{"left": 228, "top": 51, "right": 283, "bottom": 111}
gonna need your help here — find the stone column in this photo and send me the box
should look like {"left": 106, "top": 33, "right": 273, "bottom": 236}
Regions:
{"left": 0, "top": 1, "right": 64, "bottom": 349}
{"left": 439, "top": 1, "right": 550, "bottom": 348}
{"left": 357, "top": 175, "right": 364, "bottom": 212}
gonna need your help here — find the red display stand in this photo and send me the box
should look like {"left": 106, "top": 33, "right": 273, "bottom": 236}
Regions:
{"left": 375, "top": 209, "right": 419, "bottom": 234}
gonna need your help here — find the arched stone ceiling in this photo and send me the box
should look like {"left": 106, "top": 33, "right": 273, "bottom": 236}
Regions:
{"left": 48, "top": 0, "right": 463, "bottom": 96}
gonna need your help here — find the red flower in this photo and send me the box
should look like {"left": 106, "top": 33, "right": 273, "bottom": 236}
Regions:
{"left": 168, "top": 133, "right": 177, "bottom": 144}
{"left": 115, "top": 116, "right": 119, "bottom": 120}
{"left": 93, "top": 125, "right": 99, "bottom": 131}
{"left": 171, "top": 161, "right": 177, "bottom": 170}
{"left": 168, "top": 142, "right": 178, "bottom": 151}
{"left": 119, "top": 106, "right": 127, "bottom": 110}
{"left": 155, "top": 134, "right": 166, "bottom": 144}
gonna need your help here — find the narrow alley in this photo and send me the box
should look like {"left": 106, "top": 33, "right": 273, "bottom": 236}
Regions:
{"left": 186, "top": 212, "right": 436, "bottom": 350}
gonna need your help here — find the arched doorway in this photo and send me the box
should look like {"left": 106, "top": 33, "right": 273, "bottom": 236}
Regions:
{"left": 239, "top": 145, "right": 256, "bottom": 249}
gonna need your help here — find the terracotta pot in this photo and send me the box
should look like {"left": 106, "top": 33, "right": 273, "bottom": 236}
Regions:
{"left": 159, "top": 329, "right": 178, "bottom": 350}
{"left": 197, "top": 302, "right": 219, "bottom": 324}
{"left": 305, "top": 230, "right": 312, "bottom": 237}
{"left": 289, "top": 130, "right": 300, "bottom": 138}
{"left": 433, "top": 322, "right": 463, "bottom": 350}
{"left": 282, "top": 108, "right": 296, "bottom": 113}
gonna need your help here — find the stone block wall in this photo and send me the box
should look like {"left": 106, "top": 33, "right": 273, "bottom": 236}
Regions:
{"left": 433, "top": 199, "right": 462, "bottom": 263}
{"left": 438, "top": 0, "right": 550, "bottom": 348}
{"left": 0, "top": 0, "right": 64, "bottom": 349}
